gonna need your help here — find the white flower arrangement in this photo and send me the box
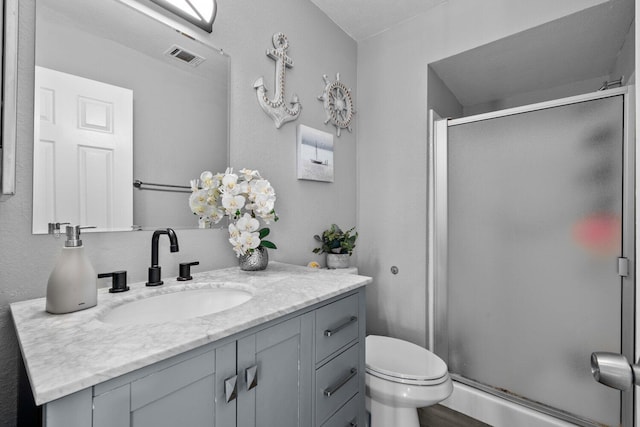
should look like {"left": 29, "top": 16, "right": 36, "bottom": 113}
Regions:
{"left": 189, "top": 167, "right": 278, "bottom": 257}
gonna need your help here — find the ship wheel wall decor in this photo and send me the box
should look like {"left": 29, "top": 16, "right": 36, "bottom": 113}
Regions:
{"left": 253, "top": 33, "right": 302, "bottom": 128}
{"left": 318, "top": 73, "right": 355, "bottom": 136}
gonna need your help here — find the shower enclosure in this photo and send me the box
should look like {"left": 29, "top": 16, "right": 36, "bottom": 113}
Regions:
{"left": 429, "top": 88, "right": 635, "bottom": 427}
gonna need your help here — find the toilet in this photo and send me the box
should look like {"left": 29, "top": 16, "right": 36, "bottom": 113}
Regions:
{"left": 365, "top": 335, "right": 453, "bottom": 427}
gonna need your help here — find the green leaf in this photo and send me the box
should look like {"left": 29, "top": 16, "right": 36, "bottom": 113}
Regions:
{"left": 259, "top": 228, "right": 270, "bottom": 239}
{"left": 261, "top": 240, "right": 277, "bottom": 249}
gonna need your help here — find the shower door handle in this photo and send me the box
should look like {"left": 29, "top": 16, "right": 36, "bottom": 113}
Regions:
{"left": 590, "top": 352, "right": 640, "bottom": 391}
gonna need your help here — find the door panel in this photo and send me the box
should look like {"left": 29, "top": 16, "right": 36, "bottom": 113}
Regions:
{"left": 441, "top": 94, "right": 626, "bottom": 426}
{"left": 33, "top": 66, "right": 133, "bottom": 233}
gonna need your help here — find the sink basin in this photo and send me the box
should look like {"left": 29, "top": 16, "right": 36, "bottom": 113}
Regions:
{"left": 102, "top": 288, "right": 253, "bottom": 325}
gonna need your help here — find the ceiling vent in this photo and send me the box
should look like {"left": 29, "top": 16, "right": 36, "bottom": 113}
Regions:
{"left": 164, "top": 45, "right": 206, "bottom": 67}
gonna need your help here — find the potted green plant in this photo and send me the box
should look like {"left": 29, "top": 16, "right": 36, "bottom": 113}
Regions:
{"left": 313, "top": 224, "right": 357, "bottom": 269}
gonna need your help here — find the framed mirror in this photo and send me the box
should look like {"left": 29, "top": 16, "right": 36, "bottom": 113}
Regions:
{"left": 32, "top": 0, "right": 229, "bottom": 234}
{"left": 0, "top": 0, "right": 19, "bottom": 198}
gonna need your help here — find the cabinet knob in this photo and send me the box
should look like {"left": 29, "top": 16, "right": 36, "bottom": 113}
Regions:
{"left": 224, "top": 375, "right": 238, "bottom": 403}
{"left": 245, "top": 365, "right": 258, "bottom": 391}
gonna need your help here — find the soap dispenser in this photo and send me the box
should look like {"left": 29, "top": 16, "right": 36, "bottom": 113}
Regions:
{"left": 46, "top": 225, "right": 97, "bottom": 314}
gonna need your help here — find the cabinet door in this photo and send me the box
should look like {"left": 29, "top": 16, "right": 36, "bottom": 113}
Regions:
{"left": 130, "top": 350, "right": 216, "bottom": 427}
{"left": 45, "top": 389, "right": 93, "bottom": 427}
{"left": 237, "top": 314, "right": 313, "bottom": 427}
{"left": 93, "top": 350, "right": 218, "bottom": 427}
{"left": 93, "top": 384, "right": 130, "bottom": 427}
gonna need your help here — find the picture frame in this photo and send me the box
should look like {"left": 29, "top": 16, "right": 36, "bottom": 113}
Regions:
{"left": 296, "top": 124, "right": 334, "bottom": 182}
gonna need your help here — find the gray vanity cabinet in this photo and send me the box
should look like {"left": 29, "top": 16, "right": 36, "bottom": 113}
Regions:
{"left": 41, "top": 288, "right": 366, "bottom": 427}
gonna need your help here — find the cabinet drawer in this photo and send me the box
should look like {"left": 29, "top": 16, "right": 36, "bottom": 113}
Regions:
{"left": 321, "top": 393, "right": 361, "bottom": 427}
{"left": 316, "top": 344, "right": 359, "bottom": 424}
{"left": 316, "top": 294, "right": 359, "bottom": 362}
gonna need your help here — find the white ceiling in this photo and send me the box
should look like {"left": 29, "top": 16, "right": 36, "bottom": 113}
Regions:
{"left": 310, "top": 0, "right": 446, "bottom": 41}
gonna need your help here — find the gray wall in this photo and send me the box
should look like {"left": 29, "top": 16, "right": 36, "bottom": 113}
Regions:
{"left": 356, "top": 0, "right": 611, "bottom": 348}
{"left": 0, "top": 0, "right": 357, "bottom": 424}
{"left": 462, "top": 75, "right": 609, "bottom": 116}
{"left": 612, "top": 20, "right": 636, "bottom": 86}
{"left": 427, "top": 66, "right": 463, "bottom": 119}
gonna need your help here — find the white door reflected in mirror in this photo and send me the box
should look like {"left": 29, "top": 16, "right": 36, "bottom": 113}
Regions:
{"left": 33, "top": 67, "right": 133, "bottom": 233}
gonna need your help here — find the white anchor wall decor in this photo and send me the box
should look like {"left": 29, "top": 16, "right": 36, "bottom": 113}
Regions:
{"left": 253, "top": 33, "right": 301, "bottom": 128}
{"left": 317, "top": 73, "right": 355, "bottom": 137}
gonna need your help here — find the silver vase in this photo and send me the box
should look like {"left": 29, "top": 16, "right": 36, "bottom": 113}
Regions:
{"left": 239, "top": 246, "right": 269, "bottom": 271}
{"left": 326, "top": 253, "right": 350, "bottom": 269}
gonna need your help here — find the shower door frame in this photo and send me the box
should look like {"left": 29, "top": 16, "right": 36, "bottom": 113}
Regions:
{"left": 428, "top": 87, "right": 636, "bottom": 427}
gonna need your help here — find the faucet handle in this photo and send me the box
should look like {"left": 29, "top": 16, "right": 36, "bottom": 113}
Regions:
{"left": 177, "top": 261, "right": 200, "bottom": 281}
{"left": 98, "top": 270, "right": 129, "bottom": 293}
{"left": 47, "top": 222, "right": 70, "bottom": 237}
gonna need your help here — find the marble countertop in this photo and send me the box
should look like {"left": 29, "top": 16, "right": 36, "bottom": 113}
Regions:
{"left": 10, "top": 262, "right": 371, "bottom": 405}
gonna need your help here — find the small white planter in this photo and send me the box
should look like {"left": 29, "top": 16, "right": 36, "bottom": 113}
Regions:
{"left": 326, "top": 253, "right": 350, "bottom": 269}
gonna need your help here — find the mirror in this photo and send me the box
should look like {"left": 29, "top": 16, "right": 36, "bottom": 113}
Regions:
{"left": 1, "top": 0, "right": 18, "bottom": 198}
{"left": 32, "top": 0, "right": 229, "bottom": 234}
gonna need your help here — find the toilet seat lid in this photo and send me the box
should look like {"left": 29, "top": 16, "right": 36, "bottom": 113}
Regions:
{"left": 366, "top": 335, "right": 448, "bottom": 382}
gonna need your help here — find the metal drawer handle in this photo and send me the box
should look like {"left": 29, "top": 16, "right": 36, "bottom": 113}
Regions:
{"left": 323, "top": 368, "right": 357, "bottom": 397}
{"left": 224, "top": 375, "right": 238, "bottom": 403}
{"left": 245, "top": 365, "right": 258, "bottom": 391}
{"left": 324, "top": 316, "right": 357, "bottom": 337}
{"left": 348, "top": 419, "right": 358, "bottom": 427}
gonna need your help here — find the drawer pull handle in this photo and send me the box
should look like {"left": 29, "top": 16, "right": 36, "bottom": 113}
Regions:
{"left": 324, "top": 316, "right": 357, "bottom": 337}
{"left": 224, "top": 375, "right": 238, "bottom": 403}
{"left": 348, "top": 419, "right": 358, "bottom": 427}
{"left": 323, "top": 368, "right": 357, "bottom": 397}
{"left": 245, "top": 365, "right": 258, "bottom": 391}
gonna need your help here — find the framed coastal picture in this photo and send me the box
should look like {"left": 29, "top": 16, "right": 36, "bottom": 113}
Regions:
{"left": 297, "top": 124, "right": 334, "bottom": 182}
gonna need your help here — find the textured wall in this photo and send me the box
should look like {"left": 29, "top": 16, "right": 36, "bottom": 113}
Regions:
{"left": 356, "top": 0, "right": 610, "bottom": 348}
{"left": 0, "top": 0, "right": 356, "bottom": 424}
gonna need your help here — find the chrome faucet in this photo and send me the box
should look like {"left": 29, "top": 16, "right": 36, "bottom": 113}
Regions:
{"left": 146, "top": 228, "right": 179, "bottom": 286}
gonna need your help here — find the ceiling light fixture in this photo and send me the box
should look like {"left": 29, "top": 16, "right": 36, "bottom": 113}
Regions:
{"left": 150, "top": 0, "right": 217, "bottom": 33}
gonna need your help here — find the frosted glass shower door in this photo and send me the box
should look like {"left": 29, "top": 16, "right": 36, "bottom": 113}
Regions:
{"left": 440, "top": 94, "right": 631, "bottom": 426}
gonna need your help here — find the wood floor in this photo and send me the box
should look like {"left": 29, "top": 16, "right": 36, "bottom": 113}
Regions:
{"left": 418, "top": 405, "right": 492, "bottom": 427}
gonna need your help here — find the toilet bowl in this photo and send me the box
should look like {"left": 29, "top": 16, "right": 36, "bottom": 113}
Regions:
{"left": 365, "top": 335, "right": 453, "bottom": 427}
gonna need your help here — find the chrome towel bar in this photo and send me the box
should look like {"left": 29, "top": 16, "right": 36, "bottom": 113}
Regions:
{"left": 133, "top": 179, "right": 191, "bottom": 193}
